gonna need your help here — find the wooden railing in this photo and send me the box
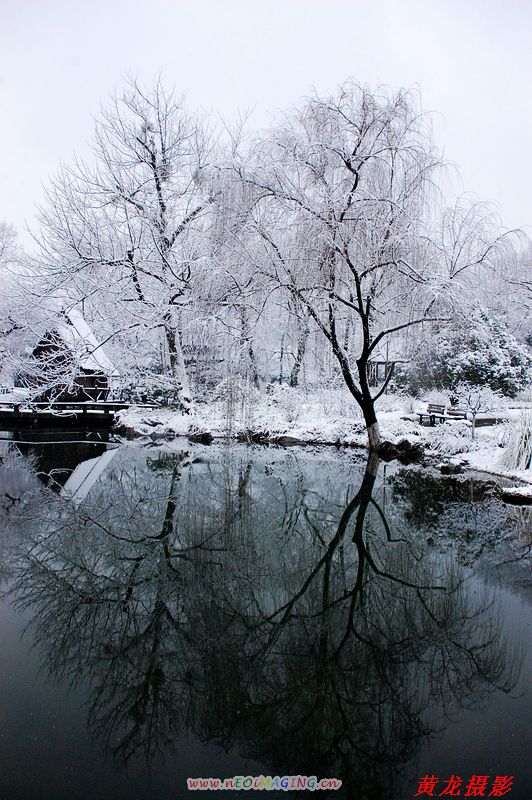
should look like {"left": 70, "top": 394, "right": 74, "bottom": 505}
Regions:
{"left": 0, "top": 400, "right": 160, "bottom": 414}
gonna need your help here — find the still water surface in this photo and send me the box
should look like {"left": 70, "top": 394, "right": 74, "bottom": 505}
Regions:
{"left": 0, "top": 434, "right": 530, "bottom": 800}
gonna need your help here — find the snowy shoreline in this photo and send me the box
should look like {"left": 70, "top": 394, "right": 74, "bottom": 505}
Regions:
{"left": 115, "top": 387, "right": 532, "bottom": 488}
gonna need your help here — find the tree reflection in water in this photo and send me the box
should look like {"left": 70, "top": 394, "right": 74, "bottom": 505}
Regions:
{"left": 2, "top": 444, "right": 524, "bottom": 798}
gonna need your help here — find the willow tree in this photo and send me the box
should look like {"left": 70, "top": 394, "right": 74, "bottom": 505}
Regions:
{"left": 238, "top": 83, "right": 448, "bottom": 449}
{"left": 30, "top": 79, "right": 216, "bottom": 411}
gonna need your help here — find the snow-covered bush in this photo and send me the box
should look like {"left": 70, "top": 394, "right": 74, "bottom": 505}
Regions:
{"left": 397, "top": 307, "right": 530, "bottom": 397}
{"left": 121, "top": 375, "right": 189, "bottom": 409}
{"left": 315, "top": 384, "right": 361, "bottom": 418}
{"left": 498, "top": 410, "right": 532, "bottom": 472}
{"left": 425, "top": 420, "right": 477, "bottom": 456}
{"left": 212, "top": 377, "right": 259, "bottom": 435}
{"left": 374, "top": 392, "right": 411, "bottom": 414}
{"left": 264, "top": 383, "right": 303, "bottom": 423}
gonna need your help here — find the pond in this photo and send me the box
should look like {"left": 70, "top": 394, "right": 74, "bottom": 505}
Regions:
{"left": 0, "top": 433, "right": 530, "bottom": 800}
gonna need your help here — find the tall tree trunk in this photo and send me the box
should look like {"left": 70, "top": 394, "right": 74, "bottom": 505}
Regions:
{"left": 289, "top": 326, "right": 309, "bottom": 388}
{"left": 164, "top": 320, "right": 192, "bottom": 413}
{"left": 361, "top": 399, "right": 381, "bottom": 451}
{"left": 357, "top": 355, "right": 381, "bottom": 451}
{"left": 239, "top": 307, "right": 259, "bottom": 388}
{"left": 330, "top": 342, "right": 382, "bottom": 452}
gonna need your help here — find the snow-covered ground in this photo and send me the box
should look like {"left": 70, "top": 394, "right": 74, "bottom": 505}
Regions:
{"left": 115, "top": 384, "right": 532, "bottom": 486}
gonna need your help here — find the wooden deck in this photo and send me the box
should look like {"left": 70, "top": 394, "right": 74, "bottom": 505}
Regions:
{"left": 0, "top": 401, "right": 158, "bottom": 429}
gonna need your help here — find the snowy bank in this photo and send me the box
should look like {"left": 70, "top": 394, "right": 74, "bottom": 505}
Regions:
{"left": 500, "top": 485, "right": 532, "bottom": 504}
{"left": 115, "top": 385, "right": 531, "bottom": 484}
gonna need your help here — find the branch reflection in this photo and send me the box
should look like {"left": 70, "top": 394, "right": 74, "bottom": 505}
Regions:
{"left": 3, "top": 444, "right": 523, "bottom": 798}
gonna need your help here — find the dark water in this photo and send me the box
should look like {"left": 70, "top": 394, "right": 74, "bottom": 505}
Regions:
{"left": 0, "top": 434, "right": 530, "bottom": 800}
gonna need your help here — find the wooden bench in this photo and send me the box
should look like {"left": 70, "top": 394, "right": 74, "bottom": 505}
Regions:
{"left": 418, "top": 404, "right": 468, "bottom": 426}
{"left": 418, "top": 403, "right": 446, "bottom": 425}
{"left": 446, "top": 407, "right": 467, "bottom": 420}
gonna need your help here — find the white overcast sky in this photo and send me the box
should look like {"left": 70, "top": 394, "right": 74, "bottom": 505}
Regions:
{"left": 1, "top": 0, "right": 531, "bottom": 242}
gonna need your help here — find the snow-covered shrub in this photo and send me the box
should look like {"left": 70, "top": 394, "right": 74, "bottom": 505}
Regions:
{"left": 380, "top": 416, "right": 422, "bottom": 442}
{"left": 212, "top": 377, "right": 258, "bottom": 435}
{"left": 121, "top": 375, "right": 189, "bottom": 409}
{"left": 397, "top": 307, "right": 530, "bottom": 398}
{"left": 425, "top": 420, "right": 477, "bottom": 456}
{"left": 312, "top": 376, "right": 360, "bottom": 418}
{"left": 374, "top": 392, "right": 411, "bottom": 414}
{"left": 498, "top": 410, "right": 532, "bottom": 472}
{"left": 145, "top": 385, "right": 185, "bottom": 408}
{"left": 264, "top": 383, "right": 302, "bottom": 423}
{"left": 517, "top": 386, "right": 532, "bottom": 404}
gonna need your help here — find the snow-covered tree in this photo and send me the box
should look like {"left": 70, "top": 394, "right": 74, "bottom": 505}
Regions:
{"left": 19, "top": 78, "right": 527, "bottom": 442}
{"left": 452, "top": 382, "right": 503, "bottom": 439}
{"left": 0, "top": 223, "right": 41, "bottom": 385}
{"left": 233, "top": 84, "right": 468, "bottom": 449}
{"left": 28, "top": 79, "right": 217, "bottom": 411}
{"left": 398, "top": 307, "right": 530, "bottom": 397}
{"left": 0, "top": 223, "right": 19, "bottom": 342}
